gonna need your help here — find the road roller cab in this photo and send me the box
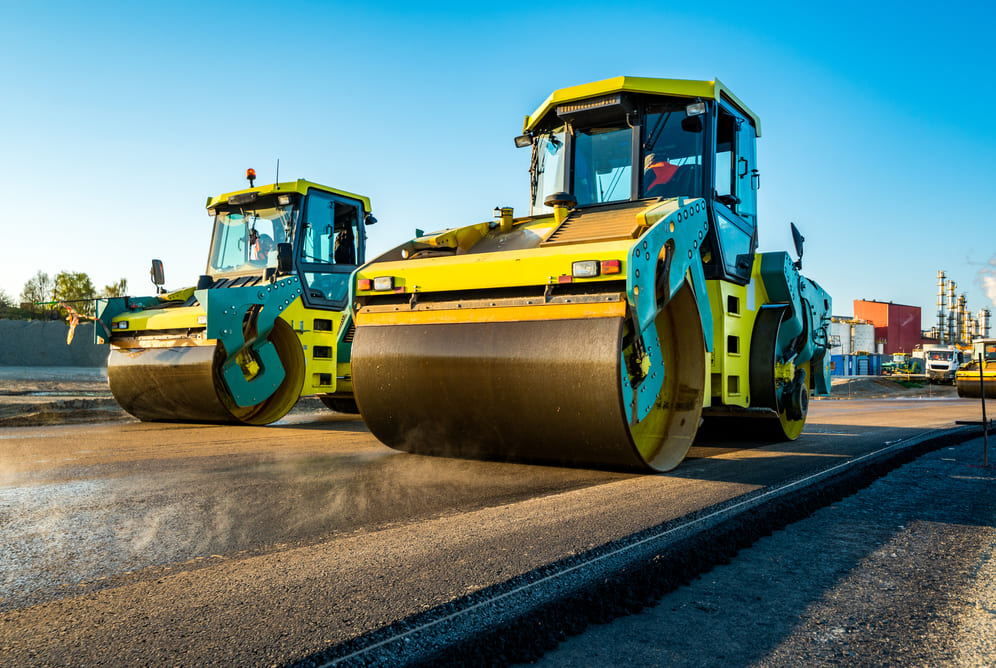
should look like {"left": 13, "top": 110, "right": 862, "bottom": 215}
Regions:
{"left": 97, "top": 175, "right": 376, "bottom": 424}
{"left": 351, "top": 76, "right": 832, "bottom": 471}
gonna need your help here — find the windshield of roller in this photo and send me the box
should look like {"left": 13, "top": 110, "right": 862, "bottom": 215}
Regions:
{"left": 206, "top": 196, "right": 299, "bottom": 276}
{"left": 529, "top": 96, "right": 708, "bottom": 213}
{"left": 530, "top": 128, "right": 567, "bottom": 213}
{"left": 573, "top": 125, "right": 632, "bottom": 206}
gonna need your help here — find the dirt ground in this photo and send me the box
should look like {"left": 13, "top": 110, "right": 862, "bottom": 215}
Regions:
{"left": 0, "top": 367, "right": 328, "bottom": 426}
{"left": 828, "top": 375, "right": 958, "bottom": 400}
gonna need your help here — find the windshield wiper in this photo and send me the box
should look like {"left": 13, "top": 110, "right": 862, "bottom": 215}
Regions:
{"left": 645, "top": 112, "right": 672, "bottom": 152}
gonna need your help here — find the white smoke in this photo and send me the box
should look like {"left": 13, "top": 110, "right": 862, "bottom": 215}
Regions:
{"left": 978, "top": 255, "right": 996, "bottom": 307}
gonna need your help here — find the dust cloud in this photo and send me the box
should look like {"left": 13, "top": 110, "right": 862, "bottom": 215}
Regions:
{"left": 0, "top": 449, "right": 620, "bottom": 612}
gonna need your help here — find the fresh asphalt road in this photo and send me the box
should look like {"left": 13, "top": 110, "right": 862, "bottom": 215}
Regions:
{"left": 0, "top": 396, "right": 989, "bottom": 665}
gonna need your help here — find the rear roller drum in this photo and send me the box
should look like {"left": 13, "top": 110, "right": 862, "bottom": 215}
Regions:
{"left": 748, "top": 307, "right": 810, "bottom": 441}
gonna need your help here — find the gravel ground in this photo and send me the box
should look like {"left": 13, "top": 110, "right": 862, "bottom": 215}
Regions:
{"left": 527, "top": 436, "right": 996, "bottom": 667}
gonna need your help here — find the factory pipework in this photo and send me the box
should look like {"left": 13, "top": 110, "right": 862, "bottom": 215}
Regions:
{"left": 948, "top": 280, "right": 957, "bottom": 343}
{"left": 937, "top": 270, "right": 947, "bottom": 344}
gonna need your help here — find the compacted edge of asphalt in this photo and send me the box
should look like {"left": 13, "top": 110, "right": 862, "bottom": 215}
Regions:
{"left": 295, "top": 426, "right": 989, "bottom": 668}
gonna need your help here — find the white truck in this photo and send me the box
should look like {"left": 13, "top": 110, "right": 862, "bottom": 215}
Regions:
{"left": 922, "top": 344, "right": 963, "bottom": 384}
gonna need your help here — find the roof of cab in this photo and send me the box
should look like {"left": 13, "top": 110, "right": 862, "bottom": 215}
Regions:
{"left": 206, "top": 179, "right": 372, "bottom": 212}
{"left": 523, "top": 76, "right": 761, "bottom": 136}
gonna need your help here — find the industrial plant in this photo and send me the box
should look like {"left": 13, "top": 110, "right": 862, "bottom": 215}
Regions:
{"left": 829, "top": 269, "right": 991, "bottom": 378}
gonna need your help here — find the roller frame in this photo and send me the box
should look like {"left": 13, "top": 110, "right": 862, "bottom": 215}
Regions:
{"left": 199, "top": 276, "right": 303, "bottom": 407}
{"left": 758, "top": 252, "right": 832, "bottom": 396}
{"left": 623, "top": 197, "right": 713, "bottom": 423}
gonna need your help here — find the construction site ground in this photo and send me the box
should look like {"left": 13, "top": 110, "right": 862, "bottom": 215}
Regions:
{"left": 0, "top": 367, "right": 991, "bottom": 665}
{"left": 0, "top": 367, "right": 960, "bottom": 428}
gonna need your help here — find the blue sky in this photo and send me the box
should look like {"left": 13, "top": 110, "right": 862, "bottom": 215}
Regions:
{"left": 2, "top": 0, "right": 994, "bottom": 326}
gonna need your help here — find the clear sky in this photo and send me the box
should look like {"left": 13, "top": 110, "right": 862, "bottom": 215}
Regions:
{"left": 2, "top": 0, "right": 994, "bottom": 327}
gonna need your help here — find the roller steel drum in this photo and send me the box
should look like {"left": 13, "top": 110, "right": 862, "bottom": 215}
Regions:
{"left": 352, "top": 286, "right": 706, "bottom": 472}
{"left": 956, "top": 377, "right": 996, "bottom": 399}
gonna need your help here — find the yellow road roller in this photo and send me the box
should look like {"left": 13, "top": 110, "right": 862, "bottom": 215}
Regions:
{"left": 956, "top": 339, "right": 996, "bottom": 398}
{"left": 95, "top": 172, "right": 376, "bottom": 423}
{"left": 349, "top": 76, "right": 832, "bottom": 471}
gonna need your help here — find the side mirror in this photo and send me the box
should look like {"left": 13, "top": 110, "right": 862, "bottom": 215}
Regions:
{"left": 680, "top": 115, "right": 703, "bottom": 133}
{"left": 150, "top": 259, "right": 165, "bottom": 293}
{"left": 790, "top": 222, "right": 805, "bottom": 269}
{"left": 365, "top": 213, "right": 378, "bottom": 226}
{"left": 276, "top": 243, "right": 293, "bottom": 274}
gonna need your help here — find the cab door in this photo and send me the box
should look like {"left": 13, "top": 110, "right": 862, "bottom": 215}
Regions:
{"left": 710, "top": 100, "right": 759, "bottom": 284}
{"left": 297, "top": 189, "right": 365, "bottom": 309}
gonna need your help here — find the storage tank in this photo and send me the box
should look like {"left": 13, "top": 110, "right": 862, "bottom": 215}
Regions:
{"left": 831, "top": 320, "right": 852, "bottom": 355}
{"left": 851, "top": 322, "right": 875, "bottom": 354}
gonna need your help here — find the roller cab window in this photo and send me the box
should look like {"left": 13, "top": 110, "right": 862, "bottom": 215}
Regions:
{"left": 298, "top": 190, "right": 364, "bottom": 308}
{"left": 640, "top": 102, "right": 706, "bottom": 200}
{"left": 206, "top": 196, "right": 298, "bottom": 277}
{"left": 709, "top": 103, "right": 758, "bottom": 283}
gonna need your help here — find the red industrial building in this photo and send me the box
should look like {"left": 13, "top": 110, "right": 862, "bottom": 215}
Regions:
{"left": 853, "top": 300, "right": 921, "bottom": 354}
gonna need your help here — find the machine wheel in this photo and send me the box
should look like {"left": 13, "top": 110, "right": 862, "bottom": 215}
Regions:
{"left": 319, "top": 396, "right": 360, "bottom": 414}
{"left": 350, "top": 282, "right": 707, "bottom": 472}
{"left": 749, "top": 306, "right": 809, "bottom": 441}
{"left": 107, "top": 317, "right": 304, "bottom": 425}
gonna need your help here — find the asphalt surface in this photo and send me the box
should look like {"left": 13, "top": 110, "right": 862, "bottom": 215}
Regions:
{"left": 0, "top": 368, "right": 992, "bottom": 665}
{"left": 528, "top": 435, "right": 996, "bottom": 667}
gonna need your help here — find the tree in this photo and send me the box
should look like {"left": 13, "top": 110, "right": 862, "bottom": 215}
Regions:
{"left": 0, "top": 288, "right": 12, "bottom": 308}
{"left": 20, "top": 271, "right": 53, "bottom": 309}
{"left": 102, "top": 278, "right": 128, "bottom": 298}
{"left": 52, "top": 271, "right": 97, "bottom": 316}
